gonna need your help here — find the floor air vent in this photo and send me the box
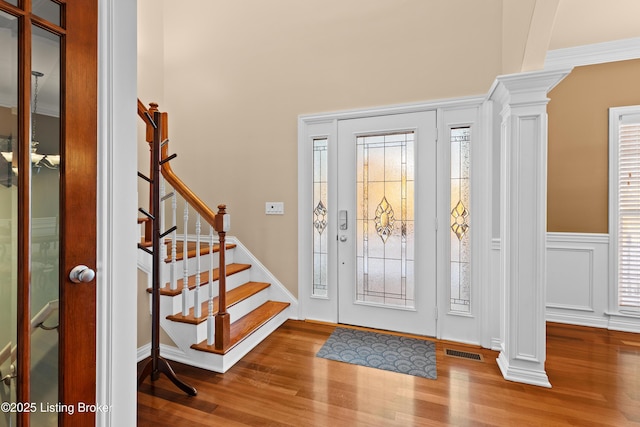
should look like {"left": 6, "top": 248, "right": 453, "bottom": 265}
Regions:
{"left": 444, "top": 348, "right": 483, "bottom": 362}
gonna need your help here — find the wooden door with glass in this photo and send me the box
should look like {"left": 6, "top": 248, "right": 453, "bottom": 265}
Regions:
{"left": 0, "top": 1, "right": 98, "bottom": 426}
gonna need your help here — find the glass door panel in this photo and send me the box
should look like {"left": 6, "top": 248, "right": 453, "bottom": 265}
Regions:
{"left": 32, "top": 0, "right": 61, "bottom": 26}
{"left": 0, "top": 10, "right": 18, "bottom": 427}
{"left": 313, "top": 138, "right": 328, "bottom": 297}
{"left": 355, "top": 132, "right": 415, "bottom": 308}
{"left": 30, "top": 23, "right": 60, "bottom": 427}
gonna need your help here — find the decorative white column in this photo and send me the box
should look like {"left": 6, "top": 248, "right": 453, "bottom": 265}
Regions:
{"left": 489, "top": 69, "right": 571, "bottom": 388}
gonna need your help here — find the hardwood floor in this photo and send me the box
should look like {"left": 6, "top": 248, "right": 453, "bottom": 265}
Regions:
{"left": 138, "top": 321, "right": 640, "bottom": 426}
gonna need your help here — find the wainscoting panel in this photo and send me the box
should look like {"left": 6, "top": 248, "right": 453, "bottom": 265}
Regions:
{"left": 478, "top": 233, "right": 639, "bottom": 351}
{"left": 547, "top": 246, "right": 593, "bottom": 311}
{"left": 546, "top": 233, "right": 609, "bottom": 328}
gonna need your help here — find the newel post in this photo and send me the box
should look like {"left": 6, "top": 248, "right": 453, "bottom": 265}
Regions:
{"left": 144, "top": 102, "right": 159, "bottom": 243}
{"left": 214, "top": 204, "right": 230, "bottom": 350}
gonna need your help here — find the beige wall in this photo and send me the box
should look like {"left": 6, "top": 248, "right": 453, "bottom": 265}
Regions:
{"left": 136, "top": 1, "right": 640, "bottom": 337}
{"left": 142, "top": 0, "right": 505, "bottom": 302}
{"left": 547, "top": 59, "right": 640, "bottom": 233}
{"left": 550, "top": 0, "right": 640, "bottom": 50}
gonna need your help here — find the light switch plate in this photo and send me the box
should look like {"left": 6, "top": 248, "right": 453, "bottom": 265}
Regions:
{"left": 266, "top": 202, "right": 284, "bottom": 215}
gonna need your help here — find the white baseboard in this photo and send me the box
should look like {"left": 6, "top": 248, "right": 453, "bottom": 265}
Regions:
{"left": 607, "top": 312, "right": 640, "bottom": 333}
{"left": 137, "top": 343, "right": 151, "bottom": 362}
{"left": 496, "top": 352, "right": 552, "bottom": 388}
{"left": 546, "top": 312, "right": 609, "bottom": 329}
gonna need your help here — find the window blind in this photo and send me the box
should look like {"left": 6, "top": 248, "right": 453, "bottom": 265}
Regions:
{"left": 618, "top": 114, "right": 640, "bottom": 308}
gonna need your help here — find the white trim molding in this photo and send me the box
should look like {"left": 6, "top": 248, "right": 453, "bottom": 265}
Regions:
{"left": 490, "top": 68, "right": 571, "bottom": 388}
{"left": 608, "top": 106, "right": 640, "bottom": 331}
{"left": 298, "top": 96, "right": 488, "bottom": 339}
{"left": 544, "top": 37, "right": 640, "bottom": 70}
{"left": 96, "top": 0, "right": 138, "bottom": 425}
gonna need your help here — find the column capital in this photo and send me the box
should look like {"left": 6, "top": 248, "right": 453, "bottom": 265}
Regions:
{"left": 489, "top": 68, "right": 572, "bottom": 111}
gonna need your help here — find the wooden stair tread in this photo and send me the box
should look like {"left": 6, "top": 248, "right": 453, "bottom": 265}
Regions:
{"left": 149, "top": 263, "right": 251, "bottom": 296}
{"left": 191, "top": 301, "right": 290, "bottom": 355}
{"left": 166, "top": 282, "right": 271, "bottom": 324}
{"left": 139, "top": 239, "right": 153, "bottom": 248}
{"left": 164, "top": 242, "right": 237, "bottom": 263}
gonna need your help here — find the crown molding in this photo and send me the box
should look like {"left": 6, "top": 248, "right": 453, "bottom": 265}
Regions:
{"left": 544, "top": 37, "right": 640, "bottom": 70}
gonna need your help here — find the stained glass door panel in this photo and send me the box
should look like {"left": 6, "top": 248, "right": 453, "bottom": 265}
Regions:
{"left": 355, "top": 133, "right": 415, "bottom": 308}
{"left": 337, "top": 112, "right": 437, "bottom": 336}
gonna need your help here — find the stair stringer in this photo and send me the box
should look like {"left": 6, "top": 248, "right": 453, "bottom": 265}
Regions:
{"left": 226, "top": 236, "right": 299, "bottom": 318}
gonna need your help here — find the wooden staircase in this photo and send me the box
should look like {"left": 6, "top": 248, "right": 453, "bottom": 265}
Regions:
{"left": 138, "top": 238, "right": 293, "bottom": 372}
{"left": 137, "top": 101, "right": 296, "bottom": 375}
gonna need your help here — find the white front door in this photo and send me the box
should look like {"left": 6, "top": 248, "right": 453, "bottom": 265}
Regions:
{"left": 336, "top": 112, "right": 437, "bottom": 336}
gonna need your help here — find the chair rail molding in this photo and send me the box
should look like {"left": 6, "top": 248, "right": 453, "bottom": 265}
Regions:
{"left": 489, "top": 68, "right": 571, "bottom": 388}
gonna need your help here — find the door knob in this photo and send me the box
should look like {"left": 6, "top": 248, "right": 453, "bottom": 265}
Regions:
{"left": 69, "top": 265, "right": 96, "bottom": 283}
{"left": 339, "top": 235, "right": 347, "bottom": 242}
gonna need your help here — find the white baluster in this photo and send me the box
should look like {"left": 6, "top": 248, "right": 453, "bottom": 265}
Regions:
{"left": 170, "top": 192, "right": 177, "bottom": 290}
{"left": 207, "top": 225, "right": 215, "bottom": 345}
{"left": 159, "top": 177, "right": 167, "bottom": 262}
{"left": 182, "top": 202, "right": 189, "bottom": 316}
{"left": 193, "top": 214, "right": 202, "bottom": 318}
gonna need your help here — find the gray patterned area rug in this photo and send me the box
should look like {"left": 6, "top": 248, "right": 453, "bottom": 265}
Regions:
{"left": 316, "top": 327, "right": 437, "bottom": 379}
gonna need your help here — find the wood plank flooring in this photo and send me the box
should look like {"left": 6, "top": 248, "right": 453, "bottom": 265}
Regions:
{"left": 138, "top": 321, "right": 640, "bottom": 426}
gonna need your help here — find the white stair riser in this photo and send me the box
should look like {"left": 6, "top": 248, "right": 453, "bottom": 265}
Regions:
{"left": 190, "top": 288, "right": 270, "bottom": 343}
{"left": 138, "top": 244, "right": 236, "bottom": 274}
{"left": 160, "top": 305, "right": 291, "bottom": 373}
{"left": 160, "top": 248, "right": 236, "bottom": 287}
{"left": 164, "top": 268, "right": 252, "bottom": 315}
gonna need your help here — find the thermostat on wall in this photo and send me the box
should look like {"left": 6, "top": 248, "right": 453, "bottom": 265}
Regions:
{"left": 265, "top": 202, "right": 284, "bottom": 215}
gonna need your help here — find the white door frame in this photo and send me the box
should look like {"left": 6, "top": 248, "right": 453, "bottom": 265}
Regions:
{"left": 96, "top": 0, "right": 139, "bottom": 425}
{"left": 298, "top": 96, "right": 489, "bottom": 342}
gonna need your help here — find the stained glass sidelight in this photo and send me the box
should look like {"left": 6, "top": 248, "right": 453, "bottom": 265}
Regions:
{"left": 356, "top": 132, "right": 414, "bottom": 308}
{"left": 450, "top": 127, "right": 471, "bottom": 312}
{"left": 313, "top": 138, "right": 328, "bottom": 297}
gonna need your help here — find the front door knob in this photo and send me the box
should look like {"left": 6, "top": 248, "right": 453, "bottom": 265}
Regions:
{"left": 69, "top": 265, "right": 96, "bottom": 283}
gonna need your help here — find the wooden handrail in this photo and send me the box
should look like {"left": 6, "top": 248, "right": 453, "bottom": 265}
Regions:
{"left": 137, "top": 98, "right": 153, "bottom": 130}
{"left": 138, "top": 100, "right": 218, "bottom": 226}
{"left": 0, "top": 299, "right": 60, "bottom": 367}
